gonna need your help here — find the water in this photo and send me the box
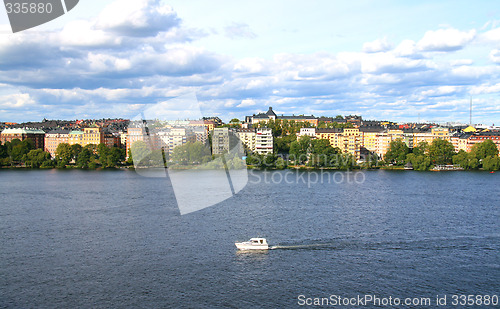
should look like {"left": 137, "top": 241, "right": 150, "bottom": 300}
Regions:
{"left": 0, "top": 169, "right": 499, "bottom": 308}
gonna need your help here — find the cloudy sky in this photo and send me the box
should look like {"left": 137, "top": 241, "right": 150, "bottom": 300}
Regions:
{"left": 0, "top": 0, "right": 500, "bottom": 124}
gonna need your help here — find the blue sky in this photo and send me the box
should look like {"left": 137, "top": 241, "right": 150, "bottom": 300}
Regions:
{"left": 0, "top": 0, "right": 499, "bottom": 124}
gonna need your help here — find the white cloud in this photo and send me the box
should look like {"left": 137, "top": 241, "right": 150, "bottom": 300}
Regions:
{"left": 237, "top": 99, "right": 256, "bottom": 107}
{"left": 224, "top": 22, "right": 257, "bottom": 39}
{"left": 394, "top": 40, "right": 419, "bottom": 57}
{"left": 0, "top": 93, "right": 35, "bottom": 108}
{"left": 421, "top": 86, "right": 460, "bottom": 97}
{"left": 96, "top": 0, "right": 179, "bottom": 37}
{"left": 417, "top": 28, "right": 476, "bottom": 52}
{"left": 59, "top": 20, "right": 121, "bottom": 47}
{"left": 363, "top": 37, "right": 393, "bottom": 53}
{"left": 469, "top": 83, "right": 500, "bottom": 95}
{"left": 479, "top": 27, "right": 500, "bottom": 43}
{"left": 489, "top": 49, "right": 500, "bottom": 63}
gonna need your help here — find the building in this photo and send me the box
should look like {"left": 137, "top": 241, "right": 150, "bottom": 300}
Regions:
{"left": 298, "top": 128, "right": 317, "bottom": 137}
{"left": 360, "top": 127, "right": 385, "bottom": 154}
{"left": 255, "top": 128, "right": 273, "bottom": 155}
{"left": 104, "top": 132, "right": 121, "bottom": 148}
{"left": 236, "top": 128, "right": 257, "bottom": 152}
{"left": 467, "top": 131, "right": 500, "bottom": 153}
{"left": 44, "top": 129, "right": 70, "bottom": 157}
{"left": 341, "top": 128, "right": 361, "bottom": 159}
{"left": 157, "top": 128, "right": 195, "bottom": 155}
{"left": 67, "top": 127, "right": 104, "bottom": 147}
{"left": 0, "top": 128, "right": 46, "bottom": 149}
{"left": 212, "top": 127, "right": 230, "bottom": 155}
{"left": 246, "top": 107, "right": 318, "bottom": 126}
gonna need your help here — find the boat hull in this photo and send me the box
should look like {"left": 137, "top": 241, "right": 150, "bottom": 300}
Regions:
{"left": 235, "top": 242, "right": 269, "bottom": 250}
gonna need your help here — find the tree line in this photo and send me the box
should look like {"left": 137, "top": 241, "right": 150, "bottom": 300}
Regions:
{"left": 384, "top": 138, "right": 499, "bottom": 171}
{"left": 0, "top": 139, "right": 125, "bottom": 168}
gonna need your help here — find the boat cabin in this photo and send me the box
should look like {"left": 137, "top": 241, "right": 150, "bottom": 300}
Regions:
{"left": 250, "top": 238, "right": 267, "bottom": 245}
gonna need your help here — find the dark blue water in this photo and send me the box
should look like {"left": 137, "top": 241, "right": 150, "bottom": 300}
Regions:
{"left": 0, "top": 169, "right": 499, "bottom": 308}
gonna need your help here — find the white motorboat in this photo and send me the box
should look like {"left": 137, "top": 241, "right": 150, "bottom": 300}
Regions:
{"left": 235, "top": 238, "right": 269, "bottom": 250}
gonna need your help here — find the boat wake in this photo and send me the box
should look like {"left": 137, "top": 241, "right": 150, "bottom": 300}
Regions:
{"left": 267, "top": 234, "right": 500, "bottom": 251}
{"left": 269, "top": 243, "right": 334, "bottom": 250}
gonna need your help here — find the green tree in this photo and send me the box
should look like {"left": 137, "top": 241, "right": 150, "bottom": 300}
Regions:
{"left": 406, "top": 153, "right": 431, "bottom": 171}
{"left": 289, "top": 135, "right": 311, "bottom": 164}
{"left": 482, "top": 155, "right": 500, "bottom": 171}
{"left": 0, "top": 142, "right": 9, "bottom": 166}
{"left": 8, "top": 139, "right": 34, "bottom": 162}
{"left": 334, "top": 153, "right": 356, "bottom": 170}
{"left": 471, "top": 139, "right": 499, "bottom": 162}
{"left": 246, "top": 153, "right": 263, "bottom": 167}
{"left": 97, "top": 143, "right": 110, "bottom": 167}
{"left": 76, "top": 147, "right": 94, "bottom": 168}
{"left": 22, "top": 149, "right": 52, "bottom": 168}
{"left": 428, "top": 139, "right": 455, "bottom": 165}
{"left": 71, "top": 144, "right": 83, "bottom": 161}
{"left": 55, "top": 143, "right": 73, "bottom": 168}
{"left": 308, "top": 139, "right": 338, "bottom": 167}
{"left": 412, "top": 141, "right": 428, "bottom": 156}
{"left": 171, "top": 141, "right": 211, "bottom": 166}
{"left": 384, "top": 139, "right": 409, "bottom": 165}
{"left": 130, "top": 141, "right": 150, "bottom": 166}
{"left": 274, "top": 134, "right": 297, "bottom": 154}
{"left": 452, "top": 150, "right": 479, "bottom": 170}
{"left": 275, "top": 156, "right": 287, "bottom": 169}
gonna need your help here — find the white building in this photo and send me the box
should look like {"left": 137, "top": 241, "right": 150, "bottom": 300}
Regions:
{"left": 255, "top": 128, "right": 273, "bottom": 155}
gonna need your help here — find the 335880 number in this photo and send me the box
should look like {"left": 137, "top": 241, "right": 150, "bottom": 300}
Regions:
{"left": 5, "top": 2, "right": 53, "bottom": 14}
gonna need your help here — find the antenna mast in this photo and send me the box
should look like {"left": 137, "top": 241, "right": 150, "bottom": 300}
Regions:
{"left": 469, "top": 96, "right": 472, "bottom": 125}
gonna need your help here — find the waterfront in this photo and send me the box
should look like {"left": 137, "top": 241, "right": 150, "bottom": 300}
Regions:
{"left": 0, "top": 169, "right": 499, "bottom": 308}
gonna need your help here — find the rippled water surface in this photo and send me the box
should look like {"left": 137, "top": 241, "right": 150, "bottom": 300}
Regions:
{"left": 0, "top": 169, "right": 499, "bottom": 308}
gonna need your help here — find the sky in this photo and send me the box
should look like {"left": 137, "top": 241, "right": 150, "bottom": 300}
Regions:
{"left": 0, "top": 0, "right": 500, "bottom": 124}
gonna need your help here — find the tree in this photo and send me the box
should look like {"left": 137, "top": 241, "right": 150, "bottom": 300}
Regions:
{"left": 289, "top": 135, "right": 311, "bottom": 164}
{"left": 8, "top": 139, "right": 34, "bottom": 162}
{"left": 105, "top": 147, "right": 125, "bottom": 167}
{"left": 482, "top": 155, "right": 500, "bottom": 171}
{"left": 471, "top": 139, "right": 499, "bottom": 162}
{"left": 171, "top": 141, "right": 211, "bottom": 166}
{"left": 308, "top": 139, "right": 338, "bottom": 167}
{"left": 384, "top": 139, "right": 409, "bottom": 165}
{"left": 76, "top": 147, "right": 94, "bottom": 168}
{"left": 452, "top": 150, "right": 479, "bottom": 170}
{"left": 71, "top": 144, "right": 82, "bottom": 161}
{"left": 130, "top": 141, "right": 150, "bottom": 166}
{"left": 55, "top": 143, "right": 73, "bottom": 168}
{"left": 428, "top": 139, "right": 455, "bottom": 165}
{"left": 406, "top": 153, "right": 431, "bottom": 171}
{"left": 0, "top": 142, "right": 9, "bottom": 166}
{"left": 97, "top": 143, "right": 110, "bottom": 167}
{"left": 412, "top": 141, "right": 428, "bottom": 156}
{"left": 274, "top": 134, "right": 296, "bottom": 154}
{"left": 22, "top": 149, "right": 52, "bottom": 168}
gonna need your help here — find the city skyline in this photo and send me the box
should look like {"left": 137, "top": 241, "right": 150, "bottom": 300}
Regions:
{"left": 1, "top": 0, "right": 500, "bottom": 124}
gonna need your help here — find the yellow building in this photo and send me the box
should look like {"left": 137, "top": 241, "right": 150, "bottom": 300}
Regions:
{"left": 236, "top": 129, "right": 257, "bottom": 152}
{"left": 463, "top": 126, "right": 476, "bottom": 133}
{"left": 361, "top": 131, "right": 379, "bottom": 153}
{"left": 340, "top": 128, "right": 361, "bottom": 159}
{"left": 431, "top": 127, "right": 450, "bottom": 141}
{"left": 68, "top": 127, "right": 104, "bottom": 147}
{"left": 315, "top": 128, "right": 343, "bottom": 149}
